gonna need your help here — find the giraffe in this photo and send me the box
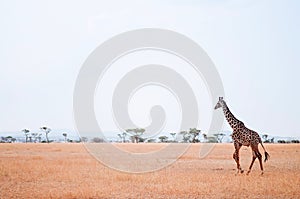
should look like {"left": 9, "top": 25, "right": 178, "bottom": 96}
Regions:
{"left": 214, "top": 97, "right": 270, "bottom": 175}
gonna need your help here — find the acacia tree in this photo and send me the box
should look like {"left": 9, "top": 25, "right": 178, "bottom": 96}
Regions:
{"left": 117, "top": 132, "right": 127, "bottom": 143}
{"left": 189, "top": 128, "right": 201, "bottom": 143}
{"left": 262, "top": 134, "right": 268, "bottom": 143}
{"left": 117, "top": 134, "right": 122, "bottom": 142}
{"left": 202, "top": 133, "right": 208, "bottom": 142}
{"left": 170, "top": 133, "right": 176, "bottom": 142}
{"left": 158, "top": 136, "right": 168, "bottom": 143}
{"left": 126, "top": 128, "right": 145, "bottom": 143}
{"left": 213, "top": 133, "right": 225, "bottom": 143}
{"left": 29, "top": 134, "right": 33, "bottom": 143}
{"left": 62, "top": 133, "right": 67, "bottom": 142}
{"left": 180, "top": 131, "right": 190, "bottom": 143}
{"left": 5, "top": 136, "right": 13, "bottom": 143}
{"left": 31, "top": 133, "right": 38, "bottom": 143}
{"left": 180, "top": 128, "right": 201, "bottom": 143}
{"left": 22, "top": 129, "right": 30, "bottom": 143}
{"left": 40, "top": 126, "right": 51, "bottom": 143}
{"left": 37, "top": 133, "right": 42, "bottom": 143}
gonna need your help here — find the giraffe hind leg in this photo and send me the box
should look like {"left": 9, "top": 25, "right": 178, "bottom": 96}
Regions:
{"left": 256, "top": 150, "right": 264, "bottom": 175}
{"left": 247, "top": 150, "right": 257, "bottom": 175}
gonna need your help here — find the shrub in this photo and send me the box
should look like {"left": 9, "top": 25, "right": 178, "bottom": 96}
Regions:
{"left": 277, "top": 140, "right": 286, "bottom": 143}
{"left": 92, "top": 137, "right": 105, "bottom": 143}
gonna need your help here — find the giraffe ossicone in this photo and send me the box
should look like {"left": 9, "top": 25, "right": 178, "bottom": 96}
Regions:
{"left": 215, "top": 97, "right": 270, "bottom": 175}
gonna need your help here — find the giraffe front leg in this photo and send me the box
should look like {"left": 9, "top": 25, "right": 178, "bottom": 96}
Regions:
{"left": 233, "top": 142, "right": 243, "bottom": 174}
{"left": 233, "top": 150, "right": 243, "bottom": 174}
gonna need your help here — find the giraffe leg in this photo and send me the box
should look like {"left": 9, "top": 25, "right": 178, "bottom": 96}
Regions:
{"left": 247, "top": 149, "right": 257, "bottom": 175}
{"left": 256, "top": 150, "right": 264, "bottom": 175}
{"left": 233, "top": 142, "right": 243, "bottom": 174}
{"left": 233, "top": 151, "right": 239, "bottom": 174}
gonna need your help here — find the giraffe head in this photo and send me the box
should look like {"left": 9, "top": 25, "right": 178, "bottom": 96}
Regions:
{"left": 214, "top": 97, "right": 224, "bottom": 109}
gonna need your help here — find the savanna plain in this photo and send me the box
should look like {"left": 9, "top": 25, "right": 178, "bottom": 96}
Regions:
{"left": 0, "top": 143, "right": 299, "bottom": 199}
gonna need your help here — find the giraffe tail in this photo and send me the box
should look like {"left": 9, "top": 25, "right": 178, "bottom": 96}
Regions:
{"left": 260, "top": 141, "right": 270, "bottom": 162}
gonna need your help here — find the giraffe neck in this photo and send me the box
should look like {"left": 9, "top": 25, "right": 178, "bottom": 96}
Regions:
{"left": 221, "top": 101, "right": 243, "bottom": 130}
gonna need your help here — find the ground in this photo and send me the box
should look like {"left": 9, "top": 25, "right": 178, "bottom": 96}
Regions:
{"left": 0, "top": 143, "right": 299, "bottom": 198}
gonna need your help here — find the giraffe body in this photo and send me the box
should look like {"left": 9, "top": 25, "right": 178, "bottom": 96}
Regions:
{"left": 232, "top": 127, "right": 261, "bottom": 147}
{"left": 215, "top": 97, "right": 270, "bottom": 175}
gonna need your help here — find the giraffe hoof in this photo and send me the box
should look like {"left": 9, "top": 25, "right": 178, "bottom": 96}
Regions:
{"left": 260, "top": 171, "right": 264, "bottom": 176}
{"left": 240, "top": 169, "right": 244, "bottom": 174}
{"left": 246, "top": 171, "right": 250, "bottom": 175}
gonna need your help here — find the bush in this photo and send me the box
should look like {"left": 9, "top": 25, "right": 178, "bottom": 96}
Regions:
{"left": 277, "top": 140, "right": 286, "bottom": 143}
{"left": 207, "top": 137, "right": 218, "bottom": 143}
{"left": 92, "top": 137, "right": 105, "bottom": 143}
{"left": 147, "top": 139, "right": 156, "bottom": 143}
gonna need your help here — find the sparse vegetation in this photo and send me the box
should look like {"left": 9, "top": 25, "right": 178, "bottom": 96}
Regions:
{"left": 189, "top": 128, "right": 201, "bottom": 143}
{"left": 0, "top": 136, "right": 16, "bottom": 143}
{"left": 170, "top": 132, "right": 176, "bottom": 142}
{"left": 117, "top": 132, "right": 127, "bottom": 143}
{"left": 278, "top": 139, "right": 300, "bottom": 144}
{"left": 146, "top": 138, "right": 156, "bottom": 143}
{"left": 262, "top": 134, "right": 269, "bottom": 142}
{"left": 179, "top": 128, "right": 202, "bottom": 143}
{"left": 81, "top": 137, "right": 88, "bottom": 142}
{"left": 158, "top": 136, "right": 168, "bottom": 143}
{"left": 126, "top": 128, "right": 145, "bottom": 143}
{"left": 207, "top": 136, "right": 218, "bottom": 143}
{"left": 213, "top": 133, "right": 225, "bottom": 143}
{"left": 62, "top": 133, "right": 67, "bottom": 142}
{"left": 92, "top": 137, "right": 105, "bottom": 143}
{"left": 40, "top": 126, "right": 51, "bottom": 143}
{"left": 22, "top": 129, "right": 30, "bottom": 143}
{"left": 291, "top": 140, "right": 300, "bottom": 143}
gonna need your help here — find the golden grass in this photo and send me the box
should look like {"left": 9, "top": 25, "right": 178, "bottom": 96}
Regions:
{"left": 0, "top": 143, "right": 299, "bottom": 198}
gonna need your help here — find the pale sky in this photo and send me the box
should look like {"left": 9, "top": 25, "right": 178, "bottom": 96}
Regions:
{"left": 0, "top": 0, "right": 299, "bottom": 138}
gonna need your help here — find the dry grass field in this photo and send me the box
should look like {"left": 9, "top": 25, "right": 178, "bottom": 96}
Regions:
{"left": 0, "top": 143, "right": 299, "bottom": 199}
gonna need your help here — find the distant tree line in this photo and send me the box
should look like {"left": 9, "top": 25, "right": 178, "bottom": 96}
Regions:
{"left": 1, "top": 128, "right": 299, "bottom": 144}
{"left": 0, "top": 136, "right": 16, "bottom": 143}
{"left": 262, "top": 134, "right": 275, "bottom": 143}
{"left": 1, "top": 126, "right": 80, "bottom": 143}
{"left": 261, "top": 134, "right": 299, "bottom": 144}
{"left": 277, "top": 140, "right": 300, "bottom": 144}
{"left": 115, "top": 128, "right": 229, "bottom": 143}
